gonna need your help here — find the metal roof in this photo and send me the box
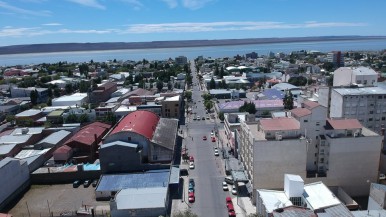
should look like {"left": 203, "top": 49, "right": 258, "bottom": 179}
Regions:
{"left": 169, "top": 165, "right": 180, "bottom": 184}
{"left": 110, "top": 110, "right": 159, "bottom": 139}
{"left": 260, "top": 118, "right": 300, "bottom": 131}
{"left": 15, "top": 109, "right": 41, "bottom": 117}
{"left": 303, "top": 181, "right": 341, "bottom": 210}
{"left": 260, "top": 89, "right": 285, "bottom": 100}
{"left": 152, "top": 118, "right": 178, "bottom": 150}
{"left": 323, "top": 204, "right": 354, "bottom": 217}
{"left": 272, "top": 206, "right": 316, "bottom": 217}
{"left": 0, "top": 144, "right": 17, "bottom": 155}
{"left": 257, "top": 189, "right": 293, "bottom": 213}
{"left": 96, "top": 170, "right": 170, "bottom": 192}
{"left": 52, "top": 93, "right": 87, "bottom": 102}
{"left": 0, "top": 134, "right": 31, "bottom": 144}
{"left": 101, "top": 141, "right": 138, "bottom": 149}
{"left": 14, "top": 149, "right": 49, "bottom": 159}
{"left": 334, "top": 86, "right": 386, "bottom": 96}
{"left": 37, "top": 130, "right": 71, "bottom": 145}
{"left": 115, "top": 187, "right": 167, "bottom": 210}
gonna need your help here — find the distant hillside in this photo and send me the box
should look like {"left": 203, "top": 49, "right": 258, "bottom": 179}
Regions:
{"left": 0, "top": 36, "right": 385, "bottom": 55}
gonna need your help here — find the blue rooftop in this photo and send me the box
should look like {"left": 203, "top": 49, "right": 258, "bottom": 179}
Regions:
{"left": 96, "top": 169, "right": 170, "bottom": 191}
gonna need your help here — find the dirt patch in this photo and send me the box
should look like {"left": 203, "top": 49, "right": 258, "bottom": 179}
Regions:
{"left": 8, "top": 184, "right": 109, "bottom": 217}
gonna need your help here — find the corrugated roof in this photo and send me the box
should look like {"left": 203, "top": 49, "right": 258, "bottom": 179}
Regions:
{"left": 291, "top": 108, "right": 311, "bottom": 118}
{"left": 0, "top": 144, "right": 17, "bottom": 155}
{"left": 302, "top": 100, "right": 320, "bottom": 109}
{"left": 115, "top": 187, "right": 167, "bottom": 210}
{"left": 37, "top": 130, "right": 71, "bottom": 145}
{"left": 96, "top": 170, "right": 169, "bottom": 192}
{"left": 101, "top": 141, "right": 138, "bottom": 149}
{"left": 257, "top": 190, "right": 293, "bottom": 213}
{"left": 64, "top": 122, "right": 111, "bottom": 146}
{"left": 151, "top": 118, "right": 178, "bottom": 150}
{"left": 260, "top": 118, "right": 300, "bottom": 131}
{"left": 326, "top": 119, "right": 362, "bottom": 130}
{"left": 15, "top": 109, "right": 41, "bottom": 117}
{"left": 110, "top": 110, "right": 159, "bottom": 139}
{"left": 324, "top": 204, "right": 354, "bottom": 217}
{"left": 334, "top": 86, "right": 386, "bottom": 96}
{"left": 53, "top": 145, "right": 72, "bottom": 154}
{"left": 272, "top": 206, "right": 317, "bottom": 217}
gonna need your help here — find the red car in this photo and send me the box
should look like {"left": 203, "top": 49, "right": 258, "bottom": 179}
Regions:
{"left": 203, "top": 136, "right": 207, "bottom": 140}
{"left": 189, "top": 156, "right": 194, "bottom": 162}
{"left": 227, "top": 203, "right": 236, "bottom": 217}
{"left": 188, "top": 192, "right": 195, "bottom": 203}
{"left": 226, "top": 197, "right": 233, "bottom": 207}
{"left": 211, "top": 136, "right": 216, "bottom": 142}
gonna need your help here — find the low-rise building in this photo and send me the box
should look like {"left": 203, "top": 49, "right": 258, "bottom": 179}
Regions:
{"left": 91, "top": 82, "right": 118, "bottom": 104}
{"left": 52, "top": 93, "right": 88, "bottom": 107}
{"left": 333, "top": 67, "right": 377, "bottom": 87}
{"left": 161, "top": 95, "right": 181, "bottom": 119}
{"left": 15, "top": 109, "right": 44, "bottom": 126}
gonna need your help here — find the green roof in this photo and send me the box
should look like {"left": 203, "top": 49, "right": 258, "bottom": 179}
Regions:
{"left": 47, "top": 110, "right": 64, "bottom": 117}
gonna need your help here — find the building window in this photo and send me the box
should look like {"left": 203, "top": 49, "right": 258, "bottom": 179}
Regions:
{"left": 304, "top": 120, "right": 308, "bottom": 123}
{"left": 128, "top": 137, "right": 131, "bottom": 141}
{"left": 369, "top": 111, "right": 374, "bottom": 114}
{"left": 316, "top": 122, "right": 320, "bottom": 126}
{"left": 382, "top": 117, "right": 386, "bottom": 121}
{"left": 369, "top": 118, "right": 373, "bottom": 121}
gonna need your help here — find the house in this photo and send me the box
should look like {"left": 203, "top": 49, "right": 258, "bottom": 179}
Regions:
{"left": 10, "top": 87, "right": 48, "bottom": 103}
{"left": 271, "top": 83, "right": 302, "bottom": 99}
{"left": 95, "top": 104, "right": 118, "bottom": 119}
{"left": 161, "top": 95, "right": 181, "bottom": 119}
{"left": 103, "top": 110, "right": 178, "bottom": 165}
{"left": 63, "top": 122, "right": 111, "bottom": 163}
{"left": 46, "top": 110, "right": 64, "bottom": 125}
{"left": 53, "top": 145, "right": 73, "bottom": 162}
{"left": 209, "top": 89, "right": 246, "bottom": 99}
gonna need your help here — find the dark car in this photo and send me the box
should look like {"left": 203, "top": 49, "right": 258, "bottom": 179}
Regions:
{"left": 92, "top": 179, "right": 98, "bottom": 187}
{"left": 83, "top": 180, "right": 91, "bottom": 188}
{"left": 189, "top": 178, "right": 195, "bottom": 187}
{"left": 73, "top": 180, "right": 82, "bottom": 188}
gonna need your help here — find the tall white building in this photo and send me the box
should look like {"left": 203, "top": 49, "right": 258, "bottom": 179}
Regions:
{"left": 333, "top": 67, "right": 377, "bottom": 87}
{"left": 238, "top": 100, "right": 382, "bottom": 202}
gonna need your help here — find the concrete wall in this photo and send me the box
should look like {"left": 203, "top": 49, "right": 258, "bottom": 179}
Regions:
{"left": 330, "top": 90, "right": 344, "bottom": 118}
{"left": 30, "top": 170, "right": 101, "bottom": 184}
{"left": 104, "top": 131, "right": 150, "bottom": 161}
{"left": 325, "top": 135, "right": 382, "bottom": 196}
{"left": 100, "top": 145, "right": 142, "bottom": 173}
{"left": 149, "top": 143, "right": 173, "bottom": 163}
{"left": 252, "top": 139, "right": 307, "bottom": 195}
{"left": 0, "top": 159, "right": 30, "bottom": 210}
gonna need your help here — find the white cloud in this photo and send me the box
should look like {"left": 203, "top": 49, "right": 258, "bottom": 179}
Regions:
{"left": 67, "top": 0, "right": 106, "bottom": 10}
{"left": 42, "top": 23, "right": 62, "bottom": 26}
{"left": 182, "top": 0, "right": 214, "bottom": 10}
{"left": 0, "top": 1, "right": 51, "bottom": 16}
{"left": 161, "top": 0, "right": 178, "bottom": 8}
{"left": 120, "top": 0, "right": 144, "bottom": 10}
{"left": 0, "top": 21, "right": 367, "bottom": 38}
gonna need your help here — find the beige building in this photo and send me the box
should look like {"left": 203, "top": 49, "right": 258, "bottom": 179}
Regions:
{"left": 238, "top": 100, "right": 382, "bottom": 202}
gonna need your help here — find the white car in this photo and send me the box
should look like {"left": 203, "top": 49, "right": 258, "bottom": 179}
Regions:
{"left": 211, "top": 132, "right": 214, "bottom": 136}
{"left": 189, "top": 162, "right": 195, "bottom": 169}
{"left": 222, "top": 182, "right": 229, "bottom": 191}
{"left": 231, "top": 185, "right": 237, "bottom": 195}
{"left": 197, "top": 116, "right": 200, "bottom": 120}
{"left": 214, "top": 150, "right": 219, "bottom": 156}
{"left": 380, "top": 173, "right": 386, "bottom": 180}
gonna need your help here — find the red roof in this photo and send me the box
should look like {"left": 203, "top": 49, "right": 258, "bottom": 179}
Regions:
{"left": 260, "top": 118, "right": 300, "bottom": 131}
{"left": 65, "top": 122, "right": 111, "bottom": 146}
{"left": 110, "top": 110, "right": 159, "bottom": 139}
{"left": 54, "top": 145, "right": 72, "bottom": 154}
{"left": 326, "top": 119, "right": 362, "bottom": 130}
{"left": 303, "top": 100, "right": 320, "bottom": 109}
{"left": 0, "top": 214, "right": 13, "bottom": 217}
{"left": 291, "top": 108, "right": 311, "bottom": 118}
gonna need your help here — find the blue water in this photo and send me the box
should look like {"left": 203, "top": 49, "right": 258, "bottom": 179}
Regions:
{"left": 1, "top": 39, "right": 386, "bottom": 66}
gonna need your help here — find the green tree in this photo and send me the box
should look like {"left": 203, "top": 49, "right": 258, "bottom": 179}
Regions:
{"left": 204, "top": 100, "right": 213, "bottom": 111}
{"left": 283, "top": 90, "right": 294, "bottom": 110}
{"left": 219, "top": 66, "right": 225, "bottom": 78}
{"left": 104, "top": 112, "right": 117, "bottom": 124}
{"left": 47, "top": 97, "right": 52, "bottom": 106}
{"left": 78, "top": 114, "right": 89, "bottom": 123}
{"left": 239, "top": 102, "right": 257, "bottom": 114}
{"left": 167, "top": 81, "right": 173, "bottom": 90}
{"left": 218, "top": 112, "right": 225, "bottom": 121}
{"left": 79, "top": 80, "right": 90, "bottom": 93}
{"left": 54, "top": 88, "right": 61, "bottom": 97}
{"left": 209, "top": 78, "right": 216, "bottom": 89}
{"left": 5, "top": 115, "right": 15, "bottom": 123}
{"left": 78, "top": 63, "right": 89, "bottom": 76}
{"left": 201, "top": 93, "right": 212, "bottom": 101}
{"left": 326, "top": 75, "right": 334, "bottom": 87}
{"left": 184, "top": 91, "right": 192, "bottom": 101}
{"left": 30, "top": 90, "right": 38, "bottom": 105}
{"left": 156, "top": 80, "right": 164, "bottom": 92}
{"left": 65, "top": 114, "right": 78, "bottom": 123}
{"left": 65, "top": 83, "right": 73, "bottom": 94}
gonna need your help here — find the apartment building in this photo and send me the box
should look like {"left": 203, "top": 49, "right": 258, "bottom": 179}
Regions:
{"left": 327, "top": 51, "right": 344, "bottom": 67}
{"left": 238, "top": 100, "right": 382, "bottom": 202}
{"left": 333, "top": 67, "right": 377, "bottom": 87}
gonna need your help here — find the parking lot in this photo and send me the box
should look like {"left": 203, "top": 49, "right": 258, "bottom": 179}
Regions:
{"left": 8, "top": 184, "right": 109, "bottom": 217}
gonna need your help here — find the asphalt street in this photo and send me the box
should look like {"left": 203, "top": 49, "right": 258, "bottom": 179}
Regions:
{"left": 185, "top": 61, "right": 229, "bottom": 217}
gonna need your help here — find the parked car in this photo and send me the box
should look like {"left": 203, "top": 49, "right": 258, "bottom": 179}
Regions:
{"left": 211, "top": 132, "right": 214, "bottom": 136}
{"left": 73, "top": 180, "right": 82, "bottom": 188}
{"left": 92, "top": 179, "right": 98, "bottom": 187}
{"left": 211, "top": 137, "right": 216, "bottom": 142}
{"left": 188, "top": 185, "right": 195, "bottom": 193}
{"left": 202, "top": 117, "right": 205, "bottom": 120}
{"left": 188, "top": 192, "right": 195, "bottom": 203}
{"left": 189, "top": 178, "right": 195, "bottom": 187}
{"left": 222, "top": 181, "right": 229, "bottom": 191}
{"left": 224, "top": 176, "right": 234, "bottom": 185}
{"left": 197, "top": 116, "right": 200, "bottom": 120}
{"left": 189, "top": 156, "right": 194, "bottom": 162}
{"left": 231, "top": 185, "right": 237, "bottom": 195}
{"left": 189, "top": 162, "right": 195, "bottom": 169}
{"left": 83, "top": 180, "right": 91, "bottom": 188}
{"left": 226, "top": 196, "right": 233, "bottom": 207}
{"left": 203, "top": 136, "right": 207, "bottom": 140}
{"left": 228, "top": 203, "right": 236, "bottom": 217}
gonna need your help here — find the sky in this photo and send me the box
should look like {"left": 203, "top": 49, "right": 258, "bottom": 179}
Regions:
{"left": 0, "top": 0, "right": 385, "bottom": 46}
